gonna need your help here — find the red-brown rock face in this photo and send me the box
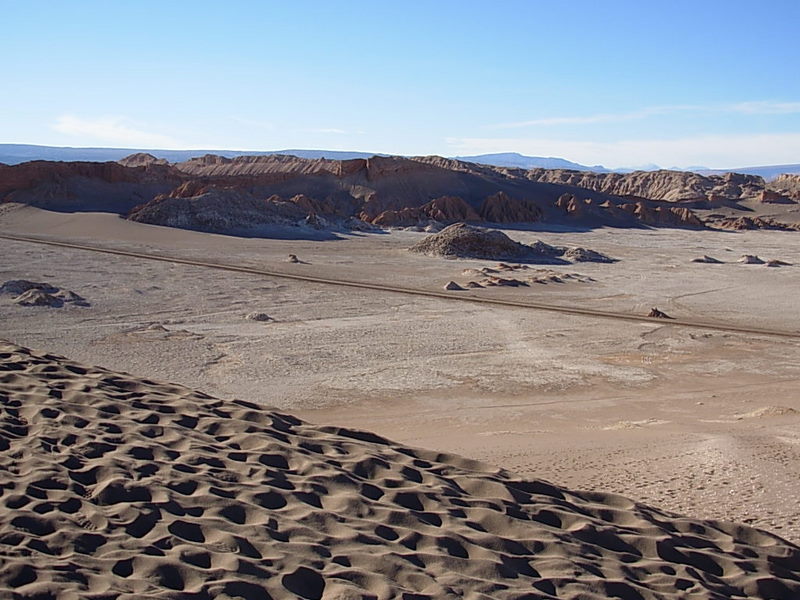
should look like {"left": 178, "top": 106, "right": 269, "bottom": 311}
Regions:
{"left": 619, "top": 202, "right": 705, "bottom": 228}
{"left": 555, "top": 193, "right": 596, "bottom": 218}
{"left": 423, "top": 196, "right": 481, "bottom": 223}
{"left": 479, "top": 192, "right": 542, "bottom": 223}
{"left": 526, "top": 168, "right": 764, "bottom": 202}
{"left": 0, "top": 161, "right": 136, "bottom": 199}
{"left": 759, "top": 190, "right": 794, "bottom": 204}
{"left": 288, "top": 194, "right": 342, "bottom": 217}
{"left": 0, "top": 160, "right": 182, "bottom": 212}
{"left": 371, "top": 196, "right": 480, "bottom": 227}
{"left": 709, "top": 216, "right": 800, "bottom": 231}
{"left": 769, "top": 174, "right": 800, "bottom": 201}
{"left": 117, "top": 153, "right": 169, "bottom": 168}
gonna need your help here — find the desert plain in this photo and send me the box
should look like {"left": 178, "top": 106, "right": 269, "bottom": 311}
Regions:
{"left": 2, "top": 201, "right": 799, "bottom": 553}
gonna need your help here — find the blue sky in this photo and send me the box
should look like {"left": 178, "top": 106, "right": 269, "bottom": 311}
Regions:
{"left": 4, "top": 0, "right": 800, "bottom": 168}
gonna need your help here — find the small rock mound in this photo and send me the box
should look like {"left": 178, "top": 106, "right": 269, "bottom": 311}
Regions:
{"left": 245, "top": 312, "right": 272, "bottom": 322}
{"left": 648, "top": 307, "right": 674, "bottom": 319}
{"left": 14, "top": 289, "right": 65, "bottom": 307}
{"left": 1, "top": 280, "right": 88, "bottom": 308}
{"left": 738, "top": 255, "right": 765, "bottom": 264}
{"left": 480, "top": 276, "right": 528, "bottom": 287}
{"left": 527, "top": 271, "right": 593, "bottom": 285}
{"left": 736, "top": 406, "right": 798, "bottom": 419}
{"left": 443, "top": 281, "right": 464, "bottom": 291}
{"left": 0, "top": 280, "right": 58, "bottom": 295}
{"left": 766, "top": 259, "right": 791, "bottom": 267}
{"left": 563, "top": 247, "right": 615, "bottom": 263}
{"left": 692, "top": 255, "right": 724, "bottom": 264}
{"left": 459, "top": 265, "right": 592, "bottom": 289}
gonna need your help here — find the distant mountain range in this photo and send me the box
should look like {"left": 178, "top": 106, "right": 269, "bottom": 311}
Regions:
{"left": 454, "top": 152, "right": 610, "bottom": 172}
{"left": 693, "top": 164, "right": 800, "bottom": 180}
{"left": 0, "top": 144, "right": 380, "bottom": 165}
{"left": 1, "top": 144, "right": 798, "bottom": 179}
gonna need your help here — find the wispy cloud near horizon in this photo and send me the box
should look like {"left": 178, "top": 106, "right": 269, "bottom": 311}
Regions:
{"left": 446, "top": 132, "right": 800, "bottom": 169}
{"left": 729, "top": 101, "right": 800, "bottom": 114}
{"left": 53, "top": 115, "right": 181, "bottom": 148}
{"left": 492, "top": 101, "right": 800, "bottom": 129}
{"left": 299, "top": 127, "right": 360, "bottom": 135}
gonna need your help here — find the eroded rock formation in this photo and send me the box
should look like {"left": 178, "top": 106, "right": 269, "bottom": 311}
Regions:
{"left": 2, "top": 153, "right": 798, "bottom": 234}
{"left": 526, "top": 168, "right": 764, "bottom": 203}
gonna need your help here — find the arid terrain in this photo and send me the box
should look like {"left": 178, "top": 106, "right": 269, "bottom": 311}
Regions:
{"left": 2, "top": 200, "right": 799, "bottom": 554}
{"left": 5, "top": 340, "right": 800, "bottom": 599}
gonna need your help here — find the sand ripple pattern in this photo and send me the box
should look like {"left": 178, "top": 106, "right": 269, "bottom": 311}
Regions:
{"left": 0, "top": 341, "right": 799, "bottom": 600}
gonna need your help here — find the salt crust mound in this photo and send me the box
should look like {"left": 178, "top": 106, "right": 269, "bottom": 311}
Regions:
{"left": 1, "top": 341, "right": 799, "bottom": 600}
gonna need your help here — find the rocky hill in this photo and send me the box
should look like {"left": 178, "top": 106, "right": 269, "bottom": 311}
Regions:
{"left": 0, "top": 159, "right": 181, "bottom": 213}
{"left": 1, "top": 153, "right": 797, "bottom": 234}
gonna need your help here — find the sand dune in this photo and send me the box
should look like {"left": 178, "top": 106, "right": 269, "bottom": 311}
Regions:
{"left": 1, "top": 341, "right": 799, "bottom": 599}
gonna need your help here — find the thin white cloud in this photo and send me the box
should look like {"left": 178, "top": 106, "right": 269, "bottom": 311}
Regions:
{"left": 446, "top": 132, "right": 800, "bottom": 169}
{"left": 226, "top": 116, "right": 274, "bottom": 130}
{"left": 494, "top": 101, "right": 800, "bottom": 129}
{"left": 301, "top": 128, "right": 349, "bottom": 135}
{"left": 495, "top": 105, "right": 701, "bottom": 129}
{"left": 729, "top": 101, "right": 800, "bottom": 114}
{"left": 53, "top": 115, "right": 180, "bottom": 147}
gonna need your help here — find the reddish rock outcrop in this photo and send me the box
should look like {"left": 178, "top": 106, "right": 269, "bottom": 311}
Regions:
{"left": 371, "top": 196, "right": 480, "bottom": 227}
{"left": 128, "top": 188, "right": 293, "bottom": 233}
{"left": 117, "top": 153, "right": 169, "bottom": 168}
{"left": 479, "top": 192, "right": 542, "bottom": 223}
{"left": 370, "top": 207, "right": 427, "bottom": 227}
{"left": 288, "top": 194, "right": 341, "bottom": 217}
{"left": 0, "top": 160, "right": 181, "bottom": 212}
{"left": 619, "top": 202, "right": 705, "bottom": 228}
{"left": 769, "top": 174, "right": 800, "bottom": 201}
{"left": 526, "top": 168, "right": 764, "bottom": 203}
{"left": 555, "top": 193, "right": 601, "bottom": 219}
{"left": 709, "top": 216, "right": 800, "bottom": 231}
{"left": 423, "top": 196, "right": 481, "bottom": 223}
{"left": 175, "top": 154, "right": 348, "bottom": 178}
{"left": 759, "top": 190, "right": 794, "bottom": 204}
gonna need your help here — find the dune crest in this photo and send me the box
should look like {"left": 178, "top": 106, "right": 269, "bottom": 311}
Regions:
{"left": 1, "top": 341, "right": 799, "bottom": 599}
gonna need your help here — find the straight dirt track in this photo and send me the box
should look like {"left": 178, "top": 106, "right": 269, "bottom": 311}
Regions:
{"left": 2, "top": 231, "right": 799, "bottom": 340}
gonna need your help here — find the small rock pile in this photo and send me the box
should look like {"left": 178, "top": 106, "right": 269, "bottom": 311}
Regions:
{"left": 0, "top": 280, "right": 89, "bottom": 308}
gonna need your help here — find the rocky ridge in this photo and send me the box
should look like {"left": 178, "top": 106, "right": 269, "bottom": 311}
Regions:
{"left": 1, "top": 153, "right": 798, "bottom": 234}
{"left": 525, "top": 168, "right": 765, "bottom": 203}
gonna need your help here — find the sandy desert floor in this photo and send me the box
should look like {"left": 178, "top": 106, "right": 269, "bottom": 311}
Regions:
{"left": 5, "top": 341, "right": 799, "bottom": 600}
{"left": 1, "top": 203, "right": 799, "bottom": 544}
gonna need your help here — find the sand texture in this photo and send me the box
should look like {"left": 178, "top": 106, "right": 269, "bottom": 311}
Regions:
{"left": 1, "top": 341, "right": 799, "bottom": 600}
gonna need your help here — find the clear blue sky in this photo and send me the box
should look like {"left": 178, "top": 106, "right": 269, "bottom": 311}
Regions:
{"left": 4, "top": 0, "right": 800, "bottom": 168}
